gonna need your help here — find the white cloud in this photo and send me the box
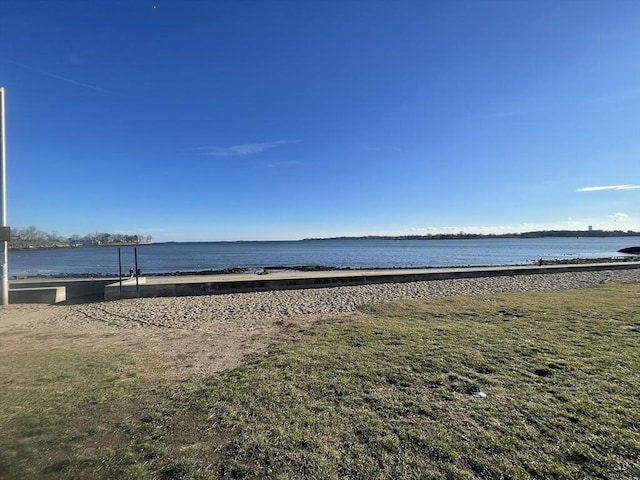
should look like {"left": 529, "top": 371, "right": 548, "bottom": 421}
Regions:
{"left": 576, "top": 184, "right": 640, "bottom": 192}
{"left": 609, "top": 213, "right": 629, "bottom": 221}
{"left": 409, "top": 224, "right": 531, "bottom": 234}
{"left": 195, "top": 140, "right": 298, "bottom": 157}
{"left": 407, "top": 219, "right": 616, "bottom": 235}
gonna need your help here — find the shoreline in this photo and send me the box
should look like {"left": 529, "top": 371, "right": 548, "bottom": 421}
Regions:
{"left": 10, "top": 255, "right": 639, "bottom": 280}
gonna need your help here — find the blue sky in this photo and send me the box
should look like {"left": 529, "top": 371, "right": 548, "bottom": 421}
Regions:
{"left": 1, "top": 0, "right": 639, "bottom": 241}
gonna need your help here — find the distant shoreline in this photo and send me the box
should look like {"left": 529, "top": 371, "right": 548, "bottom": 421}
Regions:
{"left": 303, "top": 230, "right": 640, "bottom": 241}
{"left": 9, "top": 242, "right": 152, "bottom": 251}
{"left": 7, "top": 230, "right": 640, "bottom": 250}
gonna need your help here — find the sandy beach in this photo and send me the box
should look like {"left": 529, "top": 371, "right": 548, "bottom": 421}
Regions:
{"left": 1, "top": 269, "right": 638, "bottom": 380}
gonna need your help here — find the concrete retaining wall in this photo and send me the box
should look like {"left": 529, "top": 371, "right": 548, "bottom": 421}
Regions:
{"left": 103, "top": 277, "right": 147, "bottom": 301}
{"left": 9, "top": 262, "right": 638, "bottom": 303}
{"left": 10, "top": 286, "right": 66, "bottom": 304}
{"left": 9, "top": 278, "right": 115, "bottom": 303}
{"left": 104, "top": 262, "right": 640, "bottom": 301}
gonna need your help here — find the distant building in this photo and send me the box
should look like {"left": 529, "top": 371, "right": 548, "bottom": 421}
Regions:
{"left": 588, "top": 225, "right": 593, "bottom": 231}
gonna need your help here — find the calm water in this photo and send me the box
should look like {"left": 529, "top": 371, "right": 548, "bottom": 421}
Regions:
{"left": 8, "top": 237, "right": 639, "bottom": 277}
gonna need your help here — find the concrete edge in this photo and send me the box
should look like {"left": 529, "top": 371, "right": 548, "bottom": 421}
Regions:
{"left": 9, "top": 286, "right": 66, "bottom": 304}
{"left": 103, "top": 262, "right": 640, "bottom": 300}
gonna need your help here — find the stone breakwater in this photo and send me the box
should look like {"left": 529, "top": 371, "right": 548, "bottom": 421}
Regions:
{"left": 50, "top": 269, "right": 639, "bottom": 332}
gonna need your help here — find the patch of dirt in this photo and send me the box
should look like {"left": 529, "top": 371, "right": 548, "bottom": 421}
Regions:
{"left": 0, "top": 300, "right": 324, "bottom": 381}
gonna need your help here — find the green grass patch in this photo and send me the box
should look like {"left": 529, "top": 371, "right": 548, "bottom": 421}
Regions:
{"left": 1, "top": 283, "right": 639, "bottom": 479}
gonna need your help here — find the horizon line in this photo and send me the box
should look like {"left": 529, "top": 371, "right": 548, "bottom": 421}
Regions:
{"left": 149, "top": 228, "right": 640, "bottom": 243}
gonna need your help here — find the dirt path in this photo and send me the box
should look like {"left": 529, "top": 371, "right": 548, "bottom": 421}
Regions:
{"left": 0, "top": 301, "right": 320, "bottom": 381}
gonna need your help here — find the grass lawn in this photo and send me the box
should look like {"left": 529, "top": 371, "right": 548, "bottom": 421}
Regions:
{"left": 1, "top": 283, "right": 639, "bottom": 479}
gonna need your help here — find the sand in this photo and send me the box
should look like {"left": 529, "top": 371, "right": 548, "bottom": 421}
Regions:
{"left": 1, "top": 269, "right": 638, "bottom": 380}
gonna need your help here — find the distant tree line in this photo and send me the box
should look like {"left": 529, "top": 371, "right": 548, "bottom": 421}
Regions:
{"left": 9, "top": 226, "right": 152, "bottom": 249}
{"left": 305, "top": 229, "right": 640, "bottom": 241}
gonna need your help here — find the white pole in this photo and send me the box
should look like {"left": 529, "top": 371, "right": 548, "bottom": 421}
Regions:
{"left": 0, "top": 87, "right": 9, "bottom": 305}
